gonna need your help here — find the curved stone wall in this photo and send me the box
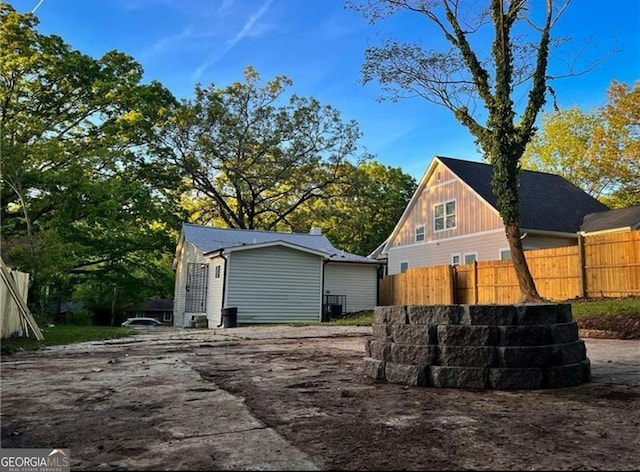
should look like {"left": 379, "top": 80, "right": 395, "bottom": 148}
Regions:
{"left": 363, "top": 304, "right": 591, "bottom": 389}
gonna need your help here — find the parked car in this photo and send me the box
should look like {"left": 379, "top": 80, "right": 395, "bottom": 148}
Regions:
{"left": 121, "top": 317, "right": 163, "bottom": 328}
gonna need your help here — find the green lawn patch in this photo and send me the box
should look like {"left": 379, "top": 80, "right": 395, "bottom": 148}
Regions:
{"left": 1, "top": 325, "right": 137, "bottom": 355}
{"left": 569, "top": 296, "right": 640, "bottom": 320}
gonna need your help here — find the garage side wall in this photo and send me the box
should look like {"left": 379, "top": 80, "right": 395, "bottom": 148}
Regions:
{"left": 324, "top": 262, "right": 379, "bottom": 313}
{"left": 226, "top": 246, "right": 322, "bottom": 324}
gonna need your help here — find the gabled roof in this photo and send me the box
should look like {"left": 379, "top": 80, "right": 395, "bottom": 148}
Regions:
{"left": 180, "top": 223, "right": 379, "bottom": 264}
{"left": 372, "top": 156, "right": 610, "bottom": 257}
{"left": 580, "top": 205, "right": 640, "bottom": 234}
{"left": 438, "top": 157, "right": 609, "bottom": 233}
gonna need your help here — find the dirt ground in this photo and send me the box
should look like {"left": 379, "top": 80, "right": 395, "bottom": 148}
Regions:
{"left": 1, "top": 325, "right": 639, "bottom": 471}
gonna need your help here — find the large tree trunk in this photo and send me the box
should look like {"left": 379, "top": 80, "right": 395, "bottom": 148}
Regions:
{"left": 504, "top": 222, "right": 543, "bottom": 303}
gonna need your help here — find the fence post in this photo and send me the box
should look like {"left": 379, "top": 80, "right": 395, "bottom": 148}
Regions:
{"left": 473, "top": 260, "right": 478, "bottom": 304}
{"left": 578, "top": 234, "right": 587, "bottom": 298}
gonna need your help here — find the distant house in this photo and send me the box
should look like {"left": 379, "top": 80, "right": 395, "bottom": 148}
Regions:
{"left": 371, "top": 156, "right": 609, "bottom": 275}
{"left": 128, "top": 297, "right": 174, "bottom": 324}
{"left": 580, "top": 205, "right": 640, "bottom": 235}
{"left": 172, "top": 224, "right": 382, "bottom": 328}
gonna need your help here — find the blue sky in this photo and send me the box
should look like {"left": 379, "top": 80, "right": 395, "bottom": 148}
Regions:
{"left": 10, "top": 0, "right": 640, "bottom": 180}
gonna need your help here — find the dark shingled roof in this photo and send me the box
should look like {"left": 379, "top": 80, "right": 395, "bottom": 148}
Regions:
{"left": 580, "top": 205, "right": 640, "bottom": 233}
{"left": 438, "top": 156, "right": 610, "bottom": 233}
{"left": 181, "top": 224, "right": 379, "bottom": 264}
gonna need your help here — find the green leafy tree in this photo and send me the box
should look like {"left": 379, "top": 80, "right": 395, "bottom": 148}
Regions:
{"left": 286, "top": 161, "right": 417, "bottom": 256}
{"left": 159, "top": 66, "right": 369, "bottom": 230}
{"left": 353, "top": 0, "right": 575, "bottom": 302}
{"left": 523, "top": 81, "right": 640, "bottom": 207}
{"left": 0, "top": 3, "right": 180, "bottom": 319}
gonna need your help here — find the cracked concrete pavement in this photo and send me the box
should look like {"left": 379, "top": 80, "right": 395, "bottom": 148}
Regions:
{"left": 1, "top": 325, "right": 639, "bottom": 470}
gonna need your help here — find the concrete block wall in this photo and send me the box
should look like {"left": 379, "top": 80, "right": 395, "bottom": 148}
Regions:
{"left": 363, "top": 304, "right": 591, "bottom": 390}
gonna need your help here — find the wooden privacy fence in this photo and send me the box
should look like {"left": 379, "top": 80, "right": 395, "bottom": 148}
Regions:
{"left": 379, "top": 230, "right": 640, "bottom": 305}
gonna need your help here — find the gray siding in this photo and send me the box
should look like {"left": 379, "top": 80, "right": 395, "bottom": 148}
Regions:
{"left": 388, "top": 230, "right": 579, "bottom": 274}
{"left": 388, "top": 229, "right": 507, "bottom": 274}
{"left": 324, "top": 263, "right": 379, "bottom": 313}
{"left": 226, "top": 246, "right": 323, "bottom": 324}
{"left": 173, "top": 240, "right": 207, "bottom": 327}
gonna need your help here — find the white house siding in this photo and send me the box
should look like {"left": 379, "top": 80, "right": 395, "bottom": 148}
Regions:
{"left": 388, "top": 229, "right": 508, "bottom": 274}
{"left": 388, "top": 230, "right": 580, "bottom": 274}
{"left": 173, "top": 240, "right": 207, "bottom": 327}
{"left": 226, "top": 246, "right": 323, "bottom": 324}
{"left": 324, "top": 263, "right": 379, "bottom": 313}
{"left": 204, "top": 255, "right": 226, "bottom": 328}
{"left": 391, "top": 161, "right": 503, "bottom": 247}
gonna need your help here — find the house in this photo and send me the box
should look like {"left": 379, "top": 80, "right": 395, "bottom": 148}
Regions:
{"left": 128, "top": 297, "right": 174, "bottom": 324}
{"left": 580, "top": 205, "right": 640, "bottom": 235}
{"left": 371, "top": 156, "right": 610, "bottom": 275}
{"left": 172, "top": 224, "right": 382, "bottom": 327}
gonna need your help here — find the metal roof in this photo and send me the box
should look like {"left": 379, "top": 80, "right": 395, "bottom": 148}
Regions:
{"left": 182, "top": 224, "right": 380, "bottom": 264}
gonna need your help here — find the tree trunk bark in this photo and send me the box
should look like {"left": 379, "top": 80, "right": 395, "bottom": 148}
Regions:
{"left": 504, "top": 222, "right": 543, "bottom": 303}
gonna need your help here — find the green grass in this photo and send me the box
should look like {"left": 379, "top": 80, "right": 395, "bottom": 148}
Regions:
{"left": 569, "top": 296, "right": 640, "bottom": 320}
{"left": 327, "top": 311, "right": 375, "bottom": 326}
{"left": 1, "top": 325, "right": 137, "bottom": 355}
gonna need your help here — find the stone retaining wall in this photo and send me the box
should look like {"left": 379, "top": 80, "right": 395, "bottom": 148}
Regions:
{"left": 363, "top": 304, "right": 591, "bottom": 389}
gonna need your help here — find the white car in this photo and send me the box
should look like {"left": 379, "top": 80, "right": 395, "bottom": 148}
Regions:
{"left": 121, "top": 317, "right": 163, "bottom": 328}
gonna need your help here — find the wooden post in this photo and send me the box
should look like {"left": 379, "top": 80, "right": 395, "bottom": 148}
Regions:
{"left": 577, "top": 234, "right": 587, "bottom": 298}
{"left": 472, "top": 260, "right": 479, "bottom": 304}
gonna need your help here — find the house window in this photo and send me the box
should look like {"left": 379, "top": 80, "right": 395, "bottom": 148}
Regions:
{"left": 185, "top": 263, "right": 208, "bottom": 312}
{"left": 464, "top": 253, "right": 478, "bottom": 264}
{"left": 415, "top": 225, "right": 425, "bottom": 242}
{"left": 500, "top": 249, "right": 511, "bottom": 260}
{"left": 451, "top": 254, "right": 461, "bottom": 265}
{"left": 400, "top": 261, "right": 409, "bottom": 273}
{"left": 163, "top": 311, "right": 172, "bottom": 322}
{"left": 214, "top": 265, "right": 221, "bottom": 279}
{"left": 434, "top": 200, "right": 456, "bottom": 231}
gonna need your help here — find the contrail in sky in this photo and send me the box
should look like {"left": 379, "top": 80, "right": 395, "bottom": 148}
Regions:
{"left": 31, "top": 0, "right": 46, "bottom": 13}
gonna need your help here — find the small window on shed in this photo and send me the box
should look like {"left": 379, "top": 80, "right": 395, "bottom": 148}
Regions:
{"left": 400, "top": 261, "right": 409, "bottom": 273}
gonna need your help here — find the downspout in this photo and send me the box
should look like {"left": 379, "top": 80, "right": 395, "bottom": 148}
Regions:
{"left": 216, "top": 251, "right": 228, "bottom": 328}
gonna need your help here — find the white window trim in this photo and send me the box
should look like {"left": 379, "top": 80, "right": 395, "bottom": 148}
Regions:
{"left": 463, "top": 252, "right": 478, "bottom": 264}
{"left": 415, "top": 224, "right": 425, "bottom": 242}
{"left": 433, "top": 199, "right": 457, "bottom": 233}
{"left": 499, "top": 248, "right": 511, "bottom": 260}
{"left": 214, "top": 265, "right": 221, "bottom": 279}
{"left": 399, "top": 261, "right": 409, "bottom": 273}
{"left": 451, "top": 253, "right": 461, "bottom": 265}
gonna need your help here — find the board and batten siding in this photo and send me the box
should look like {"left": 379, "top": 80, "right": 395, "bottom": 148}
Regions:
{"left": 226, "top": 245, "right": 323, "bottom": 323}
{"left": 391, "top": 161, "right": 503, "bottom": 247}
{"left": 205, "top": 255, "right": 226, "bottom": 328}
{"left": 324, "top": 263, "right": 379, "bottom": 312}
{"left": 173, "top": 240, "right": 207, "bottom": 327}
